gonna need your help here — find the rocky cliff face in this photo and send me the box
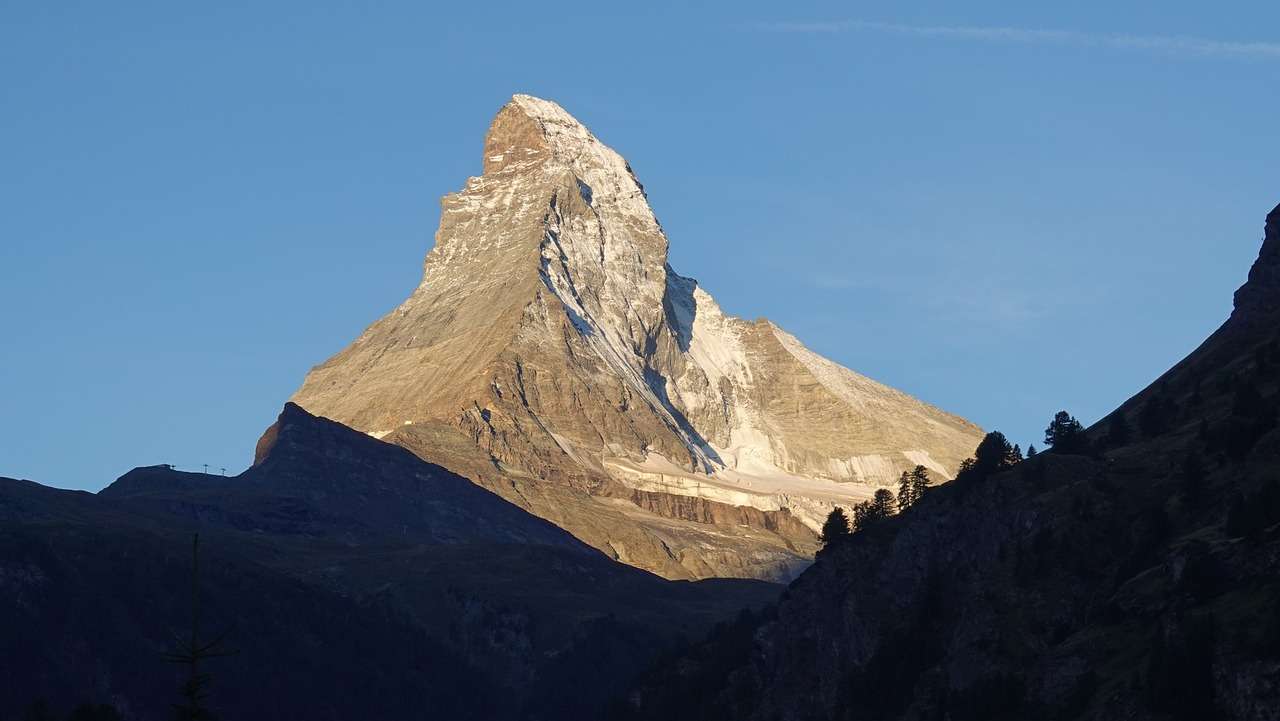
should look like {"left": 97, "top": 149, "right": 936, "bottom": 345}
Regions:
{"left": 291, "top": 94, "right": 983, "bottom": 580}
{"left": 614, "top": 203, "right": 1280, "bottom": 720}
{"left": 1232, "top": 204, "right": 1280, "bottom": 327}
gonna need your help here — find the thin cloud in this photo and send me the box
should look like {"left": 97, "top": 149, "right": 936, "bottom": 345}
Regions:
{"left": 755, "top": 20, "right": 1280, "bottom": 60}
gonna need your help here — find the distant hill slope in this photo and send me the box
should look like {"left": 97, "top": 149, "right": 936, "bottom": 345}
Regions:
{"left": 290, "top": 94, "right": 983, "bottom": 581}
{"left": 614, "top": 204, "right": 1280, "bottom": 720}
{"left": 0, "top": 404, "right": 776, "bottom": 720}
{"left": 102, "top": 402, "right": 585, "bottom": 549}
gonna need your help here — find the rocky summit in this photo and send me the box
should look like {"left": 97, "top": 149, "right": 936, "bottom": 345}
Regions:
{"left": 290, "top": 94, "right": 983, "bottom": 581}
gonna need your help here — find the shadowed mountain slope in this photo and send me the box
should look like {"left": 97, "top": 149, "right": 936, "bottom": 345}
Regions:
{"left": 1, "top": 404, "right": 776, "bottom": 720}
{"left": 614, "top": 203, "right": 1280, "bottom": 721}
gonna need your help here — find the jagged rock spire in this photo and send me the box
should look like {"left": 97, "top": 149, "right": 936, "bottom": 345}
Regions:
{"left": 1232, "top": 203, "right": 1280, "bottom": 326}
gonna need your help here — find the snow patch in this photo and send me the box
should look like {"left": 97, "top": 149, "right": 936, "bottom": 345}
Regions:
{"left": 606, "top": 452, "right": 878, "bottom": 532}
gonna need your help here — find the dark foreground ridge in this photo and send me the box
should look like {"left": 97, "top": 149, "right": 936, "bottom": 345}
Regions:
{"left": 5, "top": 199, "right": 1276, "bottom": 719}
{"left": 614, "top": 204, "right": 1280, "bottom": 721}
{"left": 0, "top": 403, "right": 777, "bottom": 720}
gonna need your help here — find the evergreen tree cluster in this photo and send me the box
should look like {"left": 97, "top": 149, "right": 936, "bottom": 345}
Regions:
{"left": 820, "top": 469, "right": 935, "bottom": 547}
{"left": 896, "top": 465, "right": 932, "bottom": 513}
{"left": 852, "top": 489, "right": 896, "bottom": 532}
{"left": 950, "top": 431, "right": 1026, "bottom": 490}
{"left": 1044, "top": 411, "right": 1089, "bottom": 455}
{"left": 820, "top": 506, "right": 851, "bottom": 546}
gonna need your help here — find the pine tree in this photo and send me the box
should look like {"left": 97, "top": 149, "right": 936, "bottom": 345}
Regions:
{"left": 974, "top": 431, "right": 1017, "bottom": 475}
{"left": 852, "top": 492, "right": 894, "bottom": 532}
{"left": 820, "top": 507, "right": 851, "bottom": 546}
{"left": 909, "top": 465, "right": 931, "bottom": 502}
{"left": 872, "top": 488, "right": 895, "bottom": 519}
{"left": 1026, "top": 444, "right": 1038, "bottom": 458}
{"left": 1044, "top": 411, "right": 1087, "bottom": 454}
{"left": 852, "top": 501, "right": 872, "bottom": 531}
{"left": 1011, "top": 444, "right": 1024, "bottom": 462}
{"left": 897, "top": 471, "right": 914, "bottom": 513}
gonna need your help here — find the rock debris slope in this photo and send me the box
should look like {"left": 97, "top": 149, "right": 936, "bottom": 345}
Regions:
{"left": 291, "top": 94, "right": 983, "bottom": 580}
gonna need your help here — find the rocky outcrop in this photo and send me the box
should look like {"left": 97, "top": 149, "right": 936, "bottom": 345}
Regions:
{"left": 627, "top": 490, "right": 813, "bottom": 539}
{"left": 1232, "top": 203, "right": 1280, "bottom": 327}
{"left": 290, "top": 95, "right": 983, "bottom": 580}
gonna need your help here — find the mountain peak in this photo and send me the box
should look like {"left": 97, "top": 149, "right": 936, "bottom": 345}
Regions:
{"left": 291, "top": 97, "right": 984, "bottom": 580}
{"left": 483, "top": 94, "right": 608, "bottom": 176}
{"left": 480, "top": 95, "right": 653, "bottom": 219}
{"left": 252, "top": 401, "right": 311, "bottom": 465}
{"left": 509, "top": 93, "right": 584, "bottom": 128}
{"left": 1231, "top": 202, "right": 1280, "bottom": 327}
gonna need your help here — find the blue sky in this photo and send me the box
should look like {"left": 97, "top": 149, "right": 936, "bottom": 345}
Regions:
{"left": 2, "top": 1, "right": 1277, "bottom": 490}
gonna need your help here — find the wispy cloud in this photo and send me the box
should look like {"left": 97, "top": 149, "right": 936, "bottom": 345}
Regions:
{"left": 755, "top": 20, "right": 1280, "bottom": 60}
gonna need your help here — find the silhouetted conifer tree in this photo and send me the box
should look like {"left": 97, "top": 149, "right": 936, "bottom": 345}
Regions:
{"left": 897, "top": 471, "right": 914, "bottom": 513}
{"left": 974, "top": 431, "right": 1018, "bottom": 475}
{"left": 820, "top": 507, "right": 851, "bottom": 546}
{"left": 1026, "top": 444, "right": 1037, "bottom": 458}
{"left": 873, "top": 488, "right": 895, "bottom": 519}
{"left": 909, "top": 465, "right": 931, "bottom": 502}
{"left": 852, "top": 501, "right": 872, "bottom": 531}
{"left": 1044, "top": 411, "right": 1087, "bottom": 454}
{"left": 852, "top": 493, "right": 894, "bottom": 532}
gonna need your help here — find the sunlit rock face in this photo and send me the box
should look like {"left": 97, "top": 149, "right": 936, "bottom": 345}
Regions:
{"left": 291, "top": 94, "right": 983, "bottom": 580}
